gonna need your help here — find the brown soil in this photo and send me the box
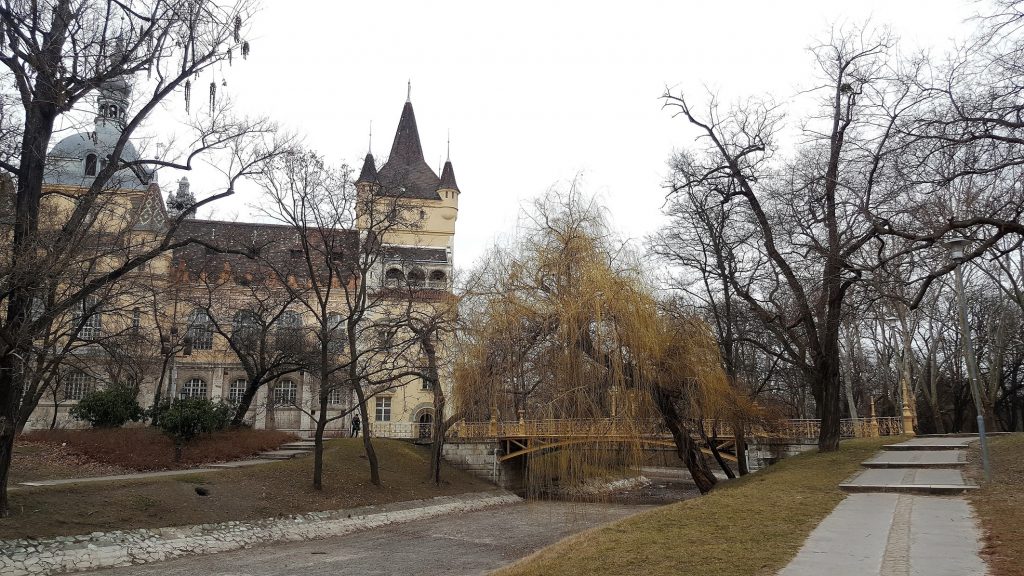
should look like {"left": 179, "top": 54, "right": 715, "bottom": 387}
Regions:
{"left": 10, "top": 441, "right": 130, "bottom": 484}
{"left": 17, "top": 427, "right": 297, "bottom": 473}
{"left": 1, "top": 438, "right": 493, "bottom": 540}
{"left": 967, "top": 433, "right": 1024, "bottom": 576}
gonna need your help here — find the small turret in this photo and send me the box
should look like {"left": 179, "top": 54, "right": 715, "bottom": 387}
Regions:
{"left": 356, "top": 153, "right": 378, "bottom": 186}
{"left": 95, "top": 37, "right": 131, "bottom": 133}
{"left": 438, "top": 160, "right": 459, "bottom": 194}
{"left": 167, "top": 177, "right": 196, "bottom": 219}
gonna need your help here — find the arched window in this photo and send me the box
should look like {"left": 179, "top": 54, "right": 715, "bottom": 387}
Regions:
{"left": 384, "top": 268, "right": 405, "bottom": 288}
{"left": 429, "top": 270, "right": 447, "bottom": 287}
{"left": 276, "top": 310, "right": 303, "bottom": 349}
{"left": 278, "top": 310, "right": 301, "bottom": 330}
{"left": 231, "top": 309, "right": 259, "bottom": 345}
{"left": 188, "top": 309, "right": 213, "bottom": 350}
{"left": 228, "top": 379, "right": 247, "bottom": 404}
{"left": 408, "top": 268, "right": 426, "bottom": 288}
{"left": 84, "top": 154, "right": 97, "bottom": 176}
{"left": 108, "top": 105, "right": 119, "bottom": 118}
{"left": 180, "top": 378, "right": 207, "bottom": 399}
{"left": 65, "top": 371, "right": 93, "bottom": 401}
{"left": 273, "top": 379, "right": 297, "bottom": 406}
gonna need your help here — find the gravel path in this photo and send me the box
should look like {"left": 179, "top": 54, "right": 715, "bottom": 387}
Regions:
{"left": 84, "top": 501, "right": 653, "bottom": 576}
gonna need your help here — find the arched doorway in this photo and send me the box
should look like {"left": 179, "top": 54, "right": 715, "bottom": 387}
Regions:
{"left": 417, "top": 411, "right": 433, "bottom": 439}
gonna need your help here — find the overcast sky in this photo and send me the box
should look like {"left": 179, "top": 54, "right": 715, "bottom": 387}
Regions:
{"left": 79, "top": 0, "right": 983, "bottom": 270}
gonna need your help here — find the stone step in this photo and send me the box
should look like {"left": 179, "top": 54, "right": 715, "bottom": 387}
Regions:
{"left": 863, "top": 450, "right": 965, "bottom": 468}
{"left": 206, "top": 459, "right": 271, "bottom": 468}
{"left": 840, "top": 467, "right": 976, "bottom": 495}
{"left": 256, "top": 449, "right": 311, "bottom": 460}
{"left": 839, "top": 483, "right": 979, "bottom": 495}
{"left": 884, "top": 443, "right": 971, "bottom": 451}
{"left": 279, "top": 442, "right": 316, "bottom": 451}
{"left": 883, "top": 436, "right": 974, "bottom": 451}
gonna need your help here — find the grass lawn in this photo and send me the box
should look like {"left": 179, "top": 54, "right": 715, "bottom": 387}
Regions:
{"left": 12, "top": 427, "right": 296, "bottom": 483}
{"left": 967, "top": 433, "right": 1024, "bottom": 576}
{"left": 1, "top": 438, "right": 493, "bottom": 540}
{"left": 497, "top": 436, "right": 902, "bottom": 576}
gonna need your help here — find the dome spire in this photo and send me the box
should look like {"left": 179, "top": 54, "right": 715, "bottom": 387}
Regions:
{"left": 407, "top": 79, "right": 412, "bottom": 103}
{"left": 95, "top": 33, "right": 130, "bottom": 131}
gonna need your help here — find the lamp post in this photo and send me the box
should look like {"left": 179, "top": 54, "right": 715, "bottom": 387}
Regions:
{"left": 944, "top": 238, "right": 991, "bottom": 481}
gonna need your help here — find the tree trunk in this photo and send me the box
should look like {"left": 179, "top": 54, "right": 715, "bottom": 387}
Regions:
{"left": 653, "top": 386, "right": 717, "bottom": 494}
{"left": 231, "top": 380, "right": 262, "bottom": 426}
{"left": 351, "top": 384, "right": 380, "bottom": 486}
{"left": 430, "top": 382, "right": 446, "bottom": 485}
{"left": 312, "top": 387, "right": 329, "bottom": 490}
{"left": 698, "top": 421, "right": 735, "bottom": 479}
{"left": 817, "top": 356, "right": 843, "bottom": 452}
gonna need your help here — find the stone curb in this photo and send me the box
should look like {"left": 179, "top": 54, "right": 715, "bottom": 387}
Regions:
{"left": 0, "top": 490, "right": 521, "bottom": 576}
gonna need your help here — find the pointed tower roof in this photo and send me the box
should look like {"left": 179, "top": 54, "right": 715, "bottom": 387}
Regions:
{"left": 376, "top": 98, "right": 441, "bottom": 200}
{"left": 356, "top": 152, "right": 378, "bottom": 184}
{"left": 438, "top": 160, "right": 459, "bottom": 193}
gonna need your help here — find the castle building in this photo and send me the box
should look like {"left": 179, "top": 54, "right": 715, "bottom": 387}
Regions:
{"left": 21, "top": 78, "right": 460, "bottom": 438}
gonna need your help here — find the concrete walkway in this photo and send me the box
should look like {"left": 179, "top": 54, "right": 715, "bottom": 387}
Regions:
{"left": 778, "top": 436, "right": 988, "bottom": 576}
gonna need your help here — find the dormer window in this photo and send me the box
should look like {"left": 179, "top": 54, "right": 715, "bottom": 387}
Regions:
{"left": 84, "top": 154, "right": 97, "bottom": 176}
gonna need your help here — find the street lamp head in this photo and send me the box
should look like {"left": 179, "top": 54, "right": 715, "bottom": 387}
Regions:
{"left": 944, "top": 238, "right": 970, "bottom": 260}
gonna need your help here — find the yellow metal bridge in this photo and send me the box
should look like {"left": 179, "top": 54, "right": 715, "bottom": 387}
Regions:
{"left": 448, "top": 417, "right": 905, "bottom": 463}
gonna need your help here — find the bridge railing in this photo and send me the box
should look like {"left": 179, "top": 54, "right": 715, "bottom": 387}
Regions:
{"left": 449, "top": 416, "right": 904, "bottom": 441}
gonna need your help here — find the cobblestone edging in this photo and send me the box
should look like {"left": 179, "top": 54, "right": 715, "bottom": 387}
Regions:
{"left": 0, "top": 490, "right": 521, "bottom": 576}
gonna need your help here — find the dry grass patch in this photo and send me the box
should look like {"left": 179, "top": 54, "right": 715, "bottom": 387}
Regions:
{"left": 18, "top": 427, "right": 296, "bottom": 472}
{"left": 968, "top": 433, "right": 1024, "bottom": 576}
{"left": 497, "top": 436, "right": 901, "bottom": 576}
{"left": 1, "top": 438, "right": 494, "bottom": 540}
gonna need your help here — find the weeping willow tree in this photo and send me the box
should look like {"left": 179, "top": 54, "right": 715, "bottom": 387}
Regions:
{"left": 456, "top": 187, "right": 746, "bottom": 494}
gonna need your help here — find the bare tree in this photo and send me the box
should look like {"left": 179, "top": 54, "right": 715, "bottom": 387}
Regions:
{"left": 0, "top": 0, "right": 288, "bottom": 516}
{"left": 256, "top": 150, "right": 429, "bottom": 489}
{"left": 184, "top": 253, "right": 308, "bottom": 425}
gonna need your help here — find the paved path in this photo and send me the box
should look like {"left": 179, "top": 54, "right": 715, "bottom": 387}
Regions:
{"left": 83, "top": 501, "right": 652, "bottom": 576}
{"left": 779, "top": 436, "right": 988, "bottom": 576}
{"left": 842, "top": 436, "right": 977, "bottom": 493}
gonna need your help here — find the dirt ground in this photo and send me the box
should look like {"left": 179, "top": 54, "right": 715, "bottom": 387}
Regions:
{"left": 10, "top": 441, "right": 130, "bottom": 484}
{"left": 17, "top": 427, "right": 296, "bottom": 474}
{"left": 1, "top": 439, "right": 493, "bottom": 540}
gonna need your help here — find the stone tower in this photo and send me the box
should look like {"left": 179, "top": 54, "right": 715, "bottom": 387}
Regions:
{"left": 355, "top": 93, "right": 459, "bottom": 256}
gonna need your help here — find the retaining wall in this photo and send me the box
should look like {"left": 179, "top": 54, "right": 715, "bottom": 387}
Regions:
{"left": 0, "top": 491, "right": 520, "bottom": 576}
